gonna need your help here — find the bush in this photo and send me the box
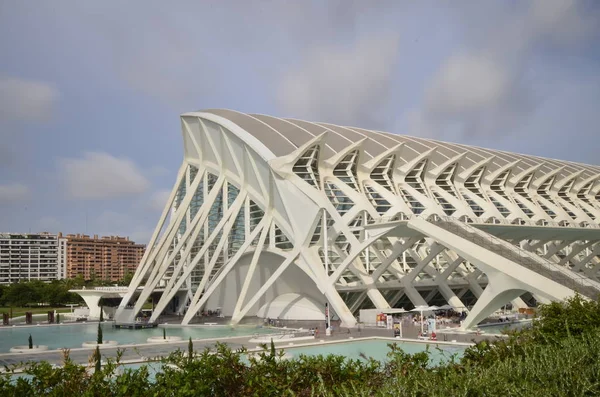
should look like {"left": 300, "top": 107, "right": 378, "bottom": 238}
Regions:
{"left": 461, "top": 294, "right": 600, "bottom": 367}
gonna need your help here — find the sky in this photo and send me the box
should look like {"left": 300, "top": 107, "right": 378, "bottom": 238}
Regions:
{"left": 0, "top": 0, "right": 599, "bottom": 243}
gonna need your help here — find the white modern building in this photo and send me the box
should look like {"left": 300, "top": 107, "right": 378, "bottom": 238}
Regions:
{"left": 114, "top": 109, "right": 600, "bottom": 329}
{"left": 0, "top": 232, "right": 67, "bottom": 284}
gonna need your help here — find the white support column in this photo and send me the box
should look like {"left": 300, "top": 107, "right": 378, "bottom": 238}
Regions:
{"left": 461, "top": 272, "right": 527, "bottom": 329}
{"left": 465, "top": 269, "right": 485, "bottom": 298}
{"left": 182, "top": 217, "right": 270, "bottom": 324}
{"left": 137, "top": 168, "right": 206, "bottom": 289}
{"left": 296, "top": 248, "right": 358, "bottom": 328}
{"left": 559, "top": 241, "right": 594, "bottom": 266}
{"left": 231, "top": 216, "right": 272, "bottom": 319}
{"left": 544, "top": 240, "right": 571, "bottom": 260}
{"left": 403, "top": 244, "right": 445, "bottom": 284}
{"left": 388, "top": 289, "right": 406, "bottom": 307}
{"left": 131, "top": 174, "right": 221, "bottom": 317}
{"left": 424, "top": 288, "right": 438, "bottom": 302}
{"left": 438, "top": 256, "right": 463, "bottom": 280}
{"left": 372, "top": 238, "right": 418, "bottom": 280}
{"left": 326, "top": 226, "right": 393, "bottom": 285}
{"left": 183, "top": 210, "right": 247, "bottom": 317}
{"left": 117, "top": 163, "right": 188, "bottom": 315}
{"left": 230, "top": 250, "right": 300, "bottom": 324}
{"left": 323, "top": 208, "right": 329, "bottom": 275}
{"left": 401, "top": 284, "right": 428, "bottom": 308}
{"left": 133, "top": 171, "right": 207, "bottom": 296}
{"left": 572, "top": 245, "right": 600, "bottom": 273}
{"left": 436, "top": 283, "right": 466, "bottom": 310}
{"left": 348, "top": 291, "right": 369, "bottom": 313}
{"left": 533, "top": 294, "right": 552, "bottom": 305}
{"left": 149, "top": 192, "right": 247, "bottom": 322}
{"left": 79, "top": 292, "right": 103, "bottom": 320}
{"left": 433, "top": 252, "right": 472, "bottom": 311}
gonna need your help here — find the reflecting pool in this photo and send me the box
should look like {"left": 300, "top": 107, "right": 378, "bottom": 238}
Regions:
{"left": 0, "top": 323, "right": 275, "bottom": 353}
{"left": 479, "top": 320, "right": 532, "bottom": 335}
{"left": 283, "top": 339, "right": 465, "bottom": 366}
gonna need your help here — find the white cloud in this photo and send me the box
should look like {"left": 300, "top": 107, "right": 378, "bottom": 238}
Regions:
{"left": 148, "top": 165, "right": 170, "bottom": 178}
{"left": 277, "top": 32, "right": 401, "bottom": 128}
{"left": 0, "top": 183, "right": 29, "bottom": 202}
{"left": 58, "top": 152, "right": 150, "bottom": 200}
{"left": 425, "top": 54, "right": 509, "bottom": 116}
{"left": 147, "top": 189, "right": 171, "bottom": 212}
{"left": 529, "top": 0, "right": 599, "bottom": 43}
{"left": 0, "top": 76, "right": 60, "bottom": 122}
{"left": 416, "top": 0, "right": 599, "bottom": 139}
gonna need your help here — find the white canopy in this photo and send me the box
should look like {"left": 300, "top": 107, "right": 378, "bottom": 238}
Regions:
{"left": 410, "top": 305, "right": 437, "bottom": 312}
{"left": 380, "top": 308, "right": 407, "bottom": 314}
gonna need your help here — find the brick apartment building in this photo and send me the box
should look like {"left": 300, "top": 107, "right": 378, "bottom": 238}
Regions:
{"left": 65, "top": 234, "right": 145, "bottom": 281}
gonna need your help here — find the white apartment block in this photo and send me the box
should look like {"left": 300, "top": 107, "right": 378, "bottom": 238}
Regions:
{"left": 0, "top": 233, "right": 67, "bottom": 284}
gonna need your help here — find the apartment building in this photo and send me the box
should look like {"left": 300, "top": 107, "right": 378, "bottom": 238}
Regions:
{"left": 0, "top": 233, "right": 67, "bottom": 284}
{"left": 65, "top": 234, "right": 145, "bottom": 281}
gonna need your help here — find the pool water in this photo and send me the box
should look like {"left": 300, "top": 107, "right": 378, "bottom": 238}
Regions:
{"left": 284, "top": 339, "right": 464, "bottom": 366}
{"left": 0, "top": 323, "right": 275, "bottom": 353}
{"left": 8, "top": 338, "right": 466, "bottom": 383}
{"left": 479, "top": 321, "right": 531, "bottom": 335}
{"left": 118, "top": 339, "right": 465, "bottom": 380}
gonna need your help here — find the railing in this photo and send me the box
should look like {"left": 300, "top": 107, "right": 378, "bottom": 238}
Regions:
{"left": 428, "top": 216, "right": 600, "bottom": 300}
{"left": 367, "top": 214, "right": 600, "bottom": 229}
{"left": 253, "top": 329, "right": 314, "bottom": 340}
{"left": 92, "top": 286, "right": 129, "bottom": 291}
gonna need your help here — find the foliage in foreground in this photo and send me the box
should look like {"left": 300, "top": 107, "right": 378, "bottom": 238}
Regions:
{"left": 1, "top": 296, "right": 599, "bottom": 396}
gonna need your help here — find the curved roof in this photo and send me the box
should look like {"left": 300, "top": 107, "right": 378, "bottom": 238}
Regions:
{"left": 197, "top": 109, "right": 600, "bottom": 180}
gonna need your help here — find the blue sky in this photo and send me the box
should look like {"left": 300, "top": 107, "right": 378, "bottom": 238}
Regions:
{"left": 1, "top": 1, "right": 599, "bottom": 243}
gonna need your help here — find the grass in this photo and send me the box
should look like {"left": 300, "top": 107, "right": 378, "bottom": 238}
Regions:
{"left": 0, "top": 307, "right": 73, "bottom": 318}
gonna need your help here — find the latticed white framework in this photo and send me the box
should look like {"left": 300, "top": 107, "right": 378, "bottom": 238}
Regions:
{"left": 115, "top": 109, "right": 600, "bottom": 329}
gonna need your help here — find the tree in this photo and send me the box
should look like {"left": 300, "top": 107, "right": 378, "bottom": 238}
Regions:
{"left": 4, "top": 282, "right": 40, "bottom": 306}
{"left": 163, "top": 328, "right": 166, "bottom": 340}
{"left": 94, "top": 346, "right": 101, "bottom": 373}
{"left": 99, "top": 306, "right": 104, "bottom": 322}
{"left": 28, "top": 280, "right": 47, "bottom": 304}
{"left": 188, "top": 337, "right": 193, "bottom": 363}
{"left": 97, "top": 323, "right": 103, "bottom": 345}
{"left": 118, "top": 270, "right": 134, "bottom": 286}
{"left": 70, "top": 274, "right": 86, "bottom": 289}
{"left": 28, "top": 334, "right": 33, "bottom": 349}
{"left": 43, "top": 281, "right": 69, "bottom": 306}
{"left": 0, "top": 284, "right": 6, "bottom": 306}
